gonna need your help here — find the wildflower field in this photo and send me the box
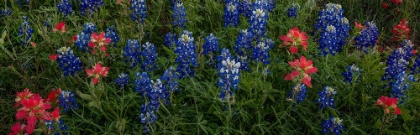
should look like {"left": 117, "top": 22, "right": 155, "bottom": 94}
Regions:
{"left": 1, "top": 0, "right": 420, "bottom": 134}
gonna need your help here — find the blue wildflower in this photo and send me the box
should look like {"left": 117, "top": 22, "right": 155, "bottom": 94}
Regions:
{"left": 382, "top": 40, "right": 413, "bottom": 83}
{"left": 321, "top": 117, "right": 345, "bottom": 135}
{"left": 56, "top": 47, "right": 83, "bottom": 76}
{"left": 315, "top": 3, "right": 350, "bottom": 56}
{"left": 234, "top": 29, "right": 253, "bottom": 56}
{"left": 105, "top": 25, "right": 120, "bottom": 47}
{"left": 130, "top": 0, "right": 147, "bottom": 23}
{"left": 288, "top": 84, "right": 307, "bottom": 103}
{"left": 223, "top": 0, "right": 240, "bottom": 27}
{"left": 83, "top": 22, "right": 97, "bottom": 33}
{"left": 74, "top": 32, "right": 91, "bottom": 52}
{"left": 174, "top": 30, "right": 198, "bottom": 78}
{"left": 411, "top": 54, "right": 420, "bottom": 74}
{"left": 239, "top": 0, "right": 252, "bottom": 18}
{"left": 202, "top": 33, "right": 220, "bottom": 55}
{"left": 0, "top": 7, "right": 12, "bottom": 16}
{"left": 172, "top": 1, "right": 187, "bottom": 28}
{"left": 217, "top": 48, "right": 241, "bottom": 100}
{"left": 248, "top": 1, "right": 269, "bottom": 40}
{"left": 251, "top": 38, "right": 272, "bottom": 65}
{"left": 18, "top": 16, "right": 34, "bottom": 45}
{"left": 150, "top": 79, "right": 167, "bottom": 106}
{"left": 287, "top": 4, "right": 298, "bottom": 18}
{"left": 262, "top": 0, "right": 275, "bottom": 12}
{"left": 316, "top": 86, "right": 337, "bottom": 109}
{"left": 341, "top": 64, "right": 361, "bottom": 84}
{"left": 354, "top": 22, "right": 379, "bottom": 52}
{"left": 52, "top": 119, "right": 68, "bottom": 135}
{"left": 164, "top": 32, "right": 177, "bottom": 47}
{"left": 236, "top": 56, "right": 249, "bottom": 71}
{"left": 139, "top": 102, "right": 158, "bottom": 134}
{"left": 141, "top": 42, "right": 158, "bottom": 72}
{"left": 123, "top": 39, "right": 141, "bottom": 68}
{"left": 59, "top": 90, "right": 78, "bottom": 112}
{"left": 114, "top": 73, "right": 129, "bottom": 89}
{"left": 391, "top": 71, "right": 414, "bottom": 103}
{"left": 133, "top": 72, "right": 152, "bottom": 96}
{"left": 57, "top": 0, "right": 72, "bottom": 16}
{"left": 46, "top": 119, "right": 68, "bottom": 135}
{"left": 80, "top": 0, "right": 103, "bottom": 16}
{"left": 161, "top": 66, "right": 179, "bottom": 92}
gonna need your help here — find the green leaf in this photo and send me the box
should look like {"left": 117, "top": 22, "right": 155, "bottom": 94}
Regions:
{"left": 88, "top": 101, "right": 101, "bottom": 109}
{"left": 76, "top": 90, "right": 94, "bottom": 101}
{"left": 400, "top": 107, "right": 413, "bottom": 121}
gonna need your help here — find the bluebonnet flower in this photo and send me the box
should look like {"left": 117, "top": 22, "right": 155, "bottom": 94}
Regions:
{"left": 341, "top": 64, "right": 361, "bottom": 84}
{"left": 354, "top": 22, "right": 379, "bottom": 52}
{"left": 123, "top": 39, "right": 141, "bottom": 68}
{"left": 172, "top": 1, "right": 187, "bottom": 28}
{"left": 133, "top": 72, "right": 152, "bottom": 96}
{"left": 391, "top": 71, "right": 414, "bottom": 103}
{"left": 114, "top": 73, "right": 129, "bottom": 89}
{"left": 411, "top": 54, "right": 420, "bottom": 74}
{"left": 45, "top": 119, "right": 68, "bottom": 135}
{"left": 321, "top": 117, "right": 345, "bottom": 135}
{"left": 287, "top": 4, "right": 298, "bottom": 18}
{"left": 164, "top": 32, "right": 177, "bottom": 47}
{"left": 288, "top": 84, "right": 307, "bottom": 103}
{"left": 74, "top": 32, "right": 91, "bottom": 52}
{"left": 56, "top": 47, "right": 83, "bottom": 76}
{"left": 57, "top": 0, "right": 72, "bottom": 16}
{"left": 174, "top": 30, "right": 198, "bottom": 78}
{"left": 161, "top": 66, "right": 179, "bottom": 92}
{"left": 80, "top": 0, "right": 103, "bottom": 16}
{"left": 52, "top": 119, "right": 68, "bottom": 135}
{"left": 316, "top": 86, "right": 337, "bottom": 109}
{"left": 261, "top": 0, "right": 275, "bottom": 12}
{"left": 139, "top": 102, "right": 158, "bottom": 134}
{"left": 248, "top": 1, "right": 268, "bottom": 40}
{"left": 251, "top": 38, "right": 272, "bottom": 65}
{"left": 0, "top": 7, "right": 12, "bottom": 16}
{"left": 18, "top": 16, "right": 34, "bottom": 45}
{"left": 83, "top": 22, "right": 97, "bottom": 33}
{"left": 59, "top": 90, "right": 78, "bottom": 112}
{"left": 223, "top": 0, "right": 240, "bottom": 27}
{"left": 150, "top": 79, "right": 167, "bottom": 106}
{"left": 236, "top": 56, "right": 249, "bottom": 71}
{"left": 382, "top": 40, "right": 413, "bottom": 83}
{"left": 217, "top": 48, "right": 241, "bottom": 100}
{"left": 239, "top": 0, "right": 252, "bottom": 18}
{"left": 217, "top": 48, "right": 233, "bottom": 70}
{"left": 234, "top": 29, "right": 253, "bottom": 56}
{"left": 105, "top": 25, "right": 120, "bottom": 47}
{"left": 202, "top": 33, "right": 220, "bottom": 55}
{"left": 141, "top": 42, "right": 158, "bottom": 72}
{"left": 315, "top": 3, "right": 350, "bottom": 56}
{"left": 130, "top": 0, "right": 147, "bottom": 23}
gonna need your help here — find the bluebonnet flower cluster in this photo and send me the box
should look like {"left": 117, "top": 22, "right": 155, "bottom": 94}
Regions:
{"left": 217, "top": 48, "right": 241, "bottom": 100}
{"left": 75, "top": 22, "right": 97, "bottom": 51}
{"left": 202, "top": 33, "right": 220, "bottom": 55}
{"left": 59, "top": 90, "right": 79, "bottom": 112}
{"left": 316, "top": 86, "right": 337, "bottom": 109}
{"left": 83, "top": 22, "right": 97, "bottom": 33}
{"left": 139, "top": 79, "right": 166, "bottom": 133}
{"left": 354, "top": 22, "right": 379, "bottom": 52}
{"left": 141, "top": 42, "right": 158, "bottom": 72}
{"left": 239, "top": 0, "right": 252, "bottom": 18}
{"left": 57, "top": 0, "right": 72, "bottom": 16}
{"left": 382, "top": 40, "right": 413, "bottom": 83}
{"left": 234, "top": 29, "right": 253, "bottom": 71}
{"left": 56, "top": 47, "right": 83, "bottom": 76}
{"left": 105, "top": 25, "right": 120, "bottom": 47}
{"left": 161, "top": 66, "right": 179, "bottom": 92}
{"left": 261, "top": 0, "right": 275, "bottom": 12}
{"left": 80, "top": 0, "right": 103, "bottom": 16}
{"left": 133, "top": 72, "right": 151, "bottom": 96}
{"left": 341, "top": 64, "right": 360, "bottom": 84}
{"left": 315, "top": 3, "right": 350, "bottom": 56}
{"left": 130, "top": 0, "right": 147, "bottom": 23}
{"left": 123, "top": 39, "right": 141, "bottom": 68}
{"left": 18, "top": 16, "right": 34, "bottom": 45}
{"left": 287, "top": 4, "right": 298, "bottom": 18}
{"left": 174, "top": 30, "right": 198, "bottom": 78}
{"left": 236, "top": 56, "right": 249, "bottom": 71}
{"left": 164, "top": 32, "right": 177, "bottom": 47}
{"left": 114, "top": 73, "right": 129, "bottom": 89}
{"left": 139, "top": 102, "right": 158, "bottom": 134}
{"left": 251, "top": 38, "right": 273, "bottom": 65}
{"left": 248, "top": 1, "right": 268, "bottom": 40}
{"left": 288, "top": 84, "right": 308, "bottom": 103}
{"left": 45, "top": 119, "right": 68, "bottom": 135}
{"left": 321, "top": 117, "right": 345, "bottom": 135}
{"left": 0, "top": 8, "right": 12, "bottom": 16}
{"left": 223, "top": 0, "right": 240, "bottom": 27}
{"left": 391, "top": 71, "right": 414, "bottom": 103}
{"left": 172, "top": 1, "right": 187, "bottom": 28}
{"left": 411, "top": 55, "right": 420, "bottom": 74}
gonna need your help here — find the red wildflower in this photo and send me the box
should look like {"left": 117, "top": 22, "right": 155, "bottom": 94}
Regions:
{"left": 15, "top": 88, "right": 33, "bottom": 107}
{"left": 88, "top": 32, "right": 111, "bottom": 53}
{"left": 285, "top": 56, "right": 318, "bottom": 87}
{"left": 354, "top": 21, "right": 364, "bottom": 29}
{"left": 52, "top": 107, "right": 60, "bottom": 122}
{"left": 8, "top": 122, "right": 25, "bottom": 135}
{"left": 382, "top": 2, "right": 390, "bottom": 9}
{"left": 391, "top": 0, "right": 402, "bottom": 5}
{"left": 376, "top": 96, "right": 402, "bottom": 115}
{"left": 15, "top": 93, "right": 52, "bottom": 134}
{"left": 45, "top": 88, "right": 61, "bottom": 104}
{"left": 53, "top": 22, "right": 68, "bottom": 34}
{"left": 49, "top": 54, "right": 59, "bottom": 61}
{"left": 392, "top": 19, "right": 410, "bottom": 41}
{"left": 73, "top": 35, "right": 78, "bottom": 41}
{"left": 279, "top": 27, "right": 308, "bottom": 54}
{"left": 30, "top": 42, "right": 36, "bottom": 47}
{"left": 86, "top": 62, "right": 110, "bottom": 84}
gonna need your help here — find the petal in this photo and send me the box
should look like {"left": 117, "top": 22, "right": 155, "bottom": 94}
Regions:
{"left": 100, "top": 46, "right": 107, "bottom": 52}
{"left": 93, "top": 78, "right": 99, "bottom": 85}
{"left": 289, "top": 46, "right": 299, "bottom": 54}
{"left": 394, "top": 107, "right": 402, "bottom": 115}
{"left": 305, "top": 67, "right": 318, "bottom": 74}
{"left": 302, "top": 76, "right": 312, "bottom": 88}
